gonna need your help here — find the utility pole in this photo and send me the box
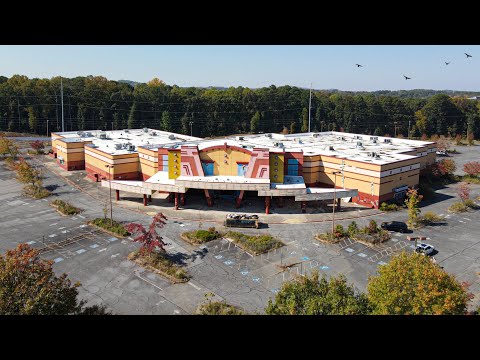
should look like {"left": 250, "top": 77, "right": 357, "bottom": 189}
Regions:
{"left": 46, "top": 119, "right": 49, "bottom": 137}
{"left": 17, "top": 97, "right": 21, "bottom": 129}
{"left": 112, "top": 122, "right": 114, "bottom": 131}
{"left": 394, "top": 121, "right": 398, "bottom": 137}
{"left": 60, "top": 77, "right": 65, "bottom": 132}
{"left": 308, "top": 83, "right": 312, "bottom": 133}
{"left": 105, "top": 165, "right": 114, "bottom": 227}
{"left": 189, "top": 121, "right": 193, "bottom": 137}
{"left": 331, "top": 171, "right": 342, "bottom": 235}
{"left": 408, "top": 120, "right": 411, "bottom": 139}
{"left": 55, "top": 92, "right": 59, "bottom": 130}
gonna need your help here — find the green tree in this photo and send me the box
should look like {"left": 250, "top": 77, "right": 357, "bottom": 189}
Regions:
{"left": 160, "top": 111, "right": 171, "bottom": 132}
{"left": 128, "top": 102, "right": 136, "bottom": 129}
{"left": 290, "top": 122, "right": 297, "bottom": 134}
{"left": 250, "top": 111, "right": 260, "bottom": 133}
{"left": 300, "top": 107, "right": 308, "bottom": 132}
{"left": 16, "top": 160, "right": 41, "bottom": 187}
{"left": 405, "top": 188, "right": 422, "bottom": 229}
{"left": 265, "top": 271, "right": 370, "bottom": 315}
{"left": 27, "top": 106, "right": 37, "bottom": 133}
{"left": 0, "top": 244, "right": 110, "bottom": 315}
{"left": 367, "top": 252, "right": 471, "bottom": 315}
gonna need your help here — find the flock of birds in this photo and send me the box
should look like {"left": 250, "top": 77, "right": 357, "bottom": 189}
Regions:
{"left": 354, "top": 52, "right": 473, "bottom": 80}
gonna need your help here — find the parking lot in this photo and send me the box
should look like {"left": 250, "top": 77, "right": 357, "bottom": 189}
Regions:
{"left": 1, "top": 143, "right": 480, "bottom": 313}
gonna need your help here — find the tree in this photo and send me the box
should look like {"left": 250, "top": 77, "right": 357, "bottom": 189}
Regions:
{"left": 300, "top": 107, "right": 308, "bottom": 132}
{"left": 160, "top": 111, "right": 171, "bottom": 132}
{"left": 27, "top": 106, "right": 37, "bottom": 133}
{"left": 281, "top": 126, "right": 289, "bottom": 135}
{"left": 289, "top": 122, "right": 296, "bottom": 134}
{"left": 405, "top": 188, "right": 422, "bottom": 229}
{"left": 16, "top": 160, "right": 41, "bottom": 187}
{"left": 457, "top": 183, "right": 470, "bottom": 202}
{"left": 265, "top": 271, "right": 370, "bottom": 315}
{"left": 367, "top": 252, "right": 471, "bottom": 315}
{"left": 441, "top": 159, "right": 457, "bottom": 175}
{"left": 435, "top": 136, "right": 449, "bottom": 152}
{"left": 125, "top": 213, "right": 168, "bottom": 254}
{"left": 467, "top": 133, "right": 475, "bottom": 145}
{"left": 127, "top": 102, "right": 136, "bottom": 129}
{"left": 147, "top": 77, "right": 165, "bottom": 87}
{"left": 0, "top": 136, "right": 18, "bottom": 160}
{"left": 455, "top": 134, "right": 462, "bottom": 145}
{"left": 30, "top": 140, "right": 45, "bottom": 154}
{"left": 0, "top": 244, "right": 110, "bottom": 315}
{"left": 250, "top": 111, "right": 260, "bottom": 133}
{"left": 463, "top": 161, "right": 480, "bottom": 177}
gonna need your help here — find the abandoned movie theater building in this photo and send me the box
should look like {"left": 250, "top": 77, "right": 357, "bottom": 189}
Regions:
{"left": 50, "top": 128, "right": 436, "bottom": 213}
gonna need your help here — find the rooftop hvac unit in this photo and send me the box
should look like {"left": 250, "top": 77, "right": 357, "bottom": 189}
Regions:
{"left": 356, "top": 141, "right": 363, "bottom": 147}
{"left": 370, "top": 136, "right": 378, "bottom": 141}
{"left": 265, "top": 133, "right": 272, "bottom": 138}
{"left": 384, "top": 139, "right": 391, "bottom": 143}
{"left": 77, "top": 131, "right": 84, "bottom": 136}
{"left": 124, "top": 129, "right": 130, "bottom": 133}
{"left": 98, "top": 132, "right": 107, "bottom": 139}
{"left": 313, "top": 133, "right": 320, "bottom": 138}
{"left": 127, "top": 145, "right": 135, "bottom": 151}
{"left": 328, "top": 146, "right": 334, "bottom": 151}
{"left": 143, "top": 127, "right": 149, "bottom": 133}
{"left": 236, "top": 136, "right": 244, "bottom": 141}
{"left": 168, "top": 134, "right": 176, "bottom": 140}
{"left": 84, "top": 132, "right": 92, "bottom": 137}
{"left": 114, "top": 144, "right": 122, "bottom": 150}
{"left": 151, "top": 131, "right": 157, "bottom": 136}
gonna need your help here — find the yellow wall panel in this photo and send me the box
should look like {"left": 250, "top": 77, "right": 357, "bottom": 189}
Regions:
{"left": 168, "top": 150, "right": 181, "bottom": 179}
{"left": 199, "top": 149, "right": 251, "bottom": 176}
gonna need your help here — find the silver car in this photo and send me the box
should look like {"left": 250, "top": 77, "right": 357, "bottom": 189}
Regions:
{"left": 415, "top": 243, "right": 435, "bottom": 256}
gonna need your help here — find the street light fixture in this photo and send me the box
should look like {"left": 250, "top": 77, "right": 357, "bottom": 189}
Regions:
{"left": 105, "top": 164, "right": 114, "bottom": 227}
{"left": 331, "top": 170, "right": 342, "bottom": 235}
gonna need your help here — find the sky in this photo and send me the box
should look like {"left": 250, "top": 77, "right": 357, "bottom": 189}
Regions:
{"left": 0, "top": 45, "right": 479, "bottom": 91}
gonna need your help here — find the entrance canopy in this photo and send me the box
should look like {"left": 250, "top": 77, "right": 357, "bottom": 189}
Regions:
{"left": 295, "top": 187, "right": 358, "bottom": 202}
{"left": 175, "top": 175, "right": 270, "bottom": 191}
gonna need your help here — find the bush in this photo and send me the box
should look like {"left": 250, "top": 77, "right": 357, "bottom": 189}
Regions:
{"left": 51, "top": 199, "right": 81, "bottom": 215}
{"left": 129, "top": 250, "right": 188, "bottom": 281}
{"left": 225, "top": 231, "right": 283, "bottom": 254}
{"left": 197, "top": 301, "right": 245, "bottom": 315}
{"left": 464, "top": 199, "right": 479, "bottom": 209}
{"left": 353, "top": 230, "right": 391, "bottom": 245}
{"left": 365, "top": 220, "right": 378, "bottom": 235}
{"left": 417, "top": 211, "right": 444, "bottom": 225}
{"left": 347, "top": 221, "right": 358, "bottom": 237}
{"left": 334, "top": 224, "right": 345, "bottom": 238}
{"left": 379, "top": 202, "right": 399, "bottom": 211}
{"left": 23, "top": 185, "right": 51, "bottom": 199}
{"left": 182, "top": 227, "right": 221, "bottom": 244}
{"left": 90, "top": 218, "right": 130, "bottom": 237}
{"left": 315, "top": 232, "right": 341, "bottom": 243}
{"left": 448, "top": 202, "right": 468, "bottom": 213}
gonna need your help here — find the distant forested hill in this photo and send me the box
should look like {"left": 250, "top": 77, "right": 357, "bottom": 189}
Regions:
{"left": 1, "top": 75, "right": 479, "bottom": 139}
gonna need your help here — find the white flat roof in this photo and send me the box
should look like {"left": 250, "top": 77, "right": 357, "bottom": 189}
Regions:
{"left": 145, "top": 171, "right": 176, "bottom": 185}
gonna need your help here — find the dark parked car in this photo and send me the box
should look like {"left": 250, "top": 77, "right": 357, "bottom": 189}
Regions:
{"left": 380, "top": 221, "right": 408, "bottom": 233}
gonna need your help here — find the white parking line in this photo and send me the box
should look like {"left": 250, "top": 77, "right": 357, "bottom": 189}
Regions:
{"left": 98, "top": 248, "right": 107, "bottom": 253}
{"left": 78, "top": 215, "right": 85, "bottom": 219}
{"left": 188, "top": 281, "right": 201, "bottom": 290}
{"left": 463, "top": 218, "right": 471, "bottom": 221}
{"left": 58, "top": 227, "right": 66, "bottom": 230}
{"left": 48, "top": 234, "right": 57, "bottom": 238}
{"left": 134, "top": 271, "right": 163, "bottom": 291}
{"left": 459, "top": 220, "right": 466, "bottom": 224}
{"left": 49, "top": 223, "right": 58, "bottom": 227}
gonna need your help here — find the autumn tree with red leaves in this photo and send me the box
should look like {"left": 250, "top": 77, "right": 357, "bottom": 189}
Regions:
{"left": 463, "top": 161, "right": 480, "bottom": 177}
{"left": 30, "top": 140, "right": 45, "bottom": 154}
{"left": 125, "top": 213, "right": 168, "bottom": 254}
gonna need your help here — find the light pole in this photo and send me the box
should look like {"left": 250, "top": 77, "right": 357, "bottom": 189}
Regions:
{"left": 46, "top": 119, "right": 49, "bottom": 137}
{"left": 331, "top": 171, "right": 342, "bottom": 235}
{"left": 189, "top": 121, "right": 193, "bottom": 137}
{"left": 105, "top": 164, "right": 114, "bottom": 227}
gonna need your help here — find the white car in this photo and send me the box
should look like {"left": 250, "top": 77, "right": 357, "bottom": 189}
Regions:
{"left": 436, "top": 150, "right": 447, "bottom": 156}
{"left": 415, "top": 243, "right": 435, "bottom": 256}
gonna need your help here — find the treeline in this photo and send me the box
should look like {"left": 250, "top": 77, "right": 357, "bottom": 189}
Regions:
{"left": 1, "top": 75, "right": 479, "bottom": 139}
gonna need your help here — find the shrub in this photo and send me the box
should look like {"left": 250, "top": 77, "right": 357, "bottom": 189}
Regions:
{"left": 225, "top": 231, "right": 283, "bottom": 254}
{"left": 197, "top": 301, "right": 245, "bottom": 315}
{"left": 448, "top": 202, "right": 468, "bottom": 213}
{"left": 90, "top": 218, "right": 130, "bottom": 237}
{"left": 365, "top": 220, "right": 378, "bottom": 235}
{"left": 129, "top": 250, "right": 188, "bottom": 281}
{"left": 51, "top": 199, "right": 81, "bottom": 215}
{"left": 379, "top": 202, "right": 399, "bottom": 211}
{"left": 194, "top": 229, "right": 218, "bottom": 242}
{"left": 417, "top": 211, "right": 444, "bottom": 225}
{"left": 464, "top": 199, "right": 479, "bottom": 209}
{"left": 457, "top": 183, "right": 470, "bottom": 202}
{"left": 463, "top": 161, "right": 480, "bottom": 177}
{"left": 23, "top": 185, "right": 51, "bottom": 199}
{"left": 347, "top": 221, "right": 358, "bottom": 237}
{"left": 334, "top": 224, "right": 345, "bottom": 238}
{"left": 455, "top": 134, "right": 463, "bottom": 145}
{"left": 462, "top": 175, "right": 480, "bottom": 184}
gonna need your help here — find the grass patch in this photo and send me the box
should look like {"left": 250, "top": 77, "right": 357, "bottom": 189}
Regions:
{"left": 181, "top": 227, "right": 222, "bottom": 245}
{"left": 351, "top": 231, "right": 391, "bottom": 245}
{"left": 51, "top": 199, "right": 81, "bottom": 215}
{"left": 225, "top": 231, "right": 283, "bottom": 255}
{"left": 448, "top": 201, "right": 468, "bottom": 213}
{"left": 23, "top": 185, "right": 51, "bottom": 199}
{"left": 89, "top": 218, "right": 130, "bottom": 237}
{"left": 462, "top": 175, "right": 480, "bottom": 184}
{"left": 379, "top": 202, "right": 400, "bottom": 212}
{"left": 465, "top": 199, "right": 480, "bottom": 209}
{"left": 196, "top": 301, "right": 245, "bottom": 315}
{"left": 128, "top": 250, "right": 189, "bottom": 282}
{"left": 315, "top": 232, "right": 342, "bottom": 244}
{"left": 416, "top": 211, "right": 445, "bottom": 226}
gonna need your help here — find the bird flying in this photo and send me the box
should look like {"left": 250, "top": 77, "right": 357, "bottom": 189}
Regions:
{"left": 403, "top": 75, "right": 411, "bottom": 80}
{"left": 445, "top": 61, "right": 451, "bottom": 65}
{"left": 465, "top": 53, "right": 472, "bottom": 58}
{"left": 355, "top": 64, "right": 363, "bottom": 67}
